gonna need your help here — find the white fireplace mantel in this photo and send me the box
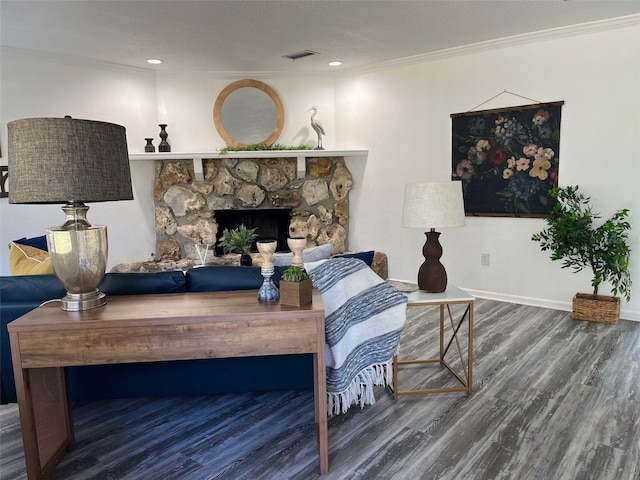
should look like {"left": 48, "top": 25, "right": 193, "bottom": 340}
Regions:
{"left": 129, "top": 149, "right": 367, "bottom": 161}
{"left": 129, "top": 149, "right": 368, "bottom": 179}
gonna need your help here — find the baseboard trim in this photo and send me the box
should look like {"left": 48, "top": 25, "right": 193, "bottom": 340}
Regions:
{"left": 462, "top": 288, "right": 639, "bottom": 323}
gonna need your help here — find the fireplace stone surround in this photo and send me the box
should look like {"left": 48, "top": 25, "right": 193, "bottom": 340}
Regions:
{"left": 152, "top": 154, "right": 355, "bottom": 264}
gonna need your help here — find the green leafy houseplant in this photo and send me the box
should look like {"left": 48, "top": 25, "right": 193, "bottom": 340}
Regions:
{"left": 531, "top": 185, "right": 632, "bottom": 302}
{"left": 217, "top": 224, "right": 258, "bottom": 255}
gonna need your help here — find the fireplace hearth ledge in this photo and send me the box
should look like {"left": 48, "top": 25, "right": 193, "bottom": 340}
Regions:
{"left": 112, "top": 251, "right": 388, "bottom": 280}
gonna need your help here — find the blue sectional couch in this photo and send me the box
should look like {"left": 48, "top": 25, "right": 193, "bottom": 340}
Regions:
{"left": 0, "top": 266, "right": 314, "bottom": 404}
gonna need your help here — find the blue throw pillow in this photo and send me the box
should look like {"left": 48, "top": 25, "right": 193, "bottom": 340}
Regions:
{"left": 14, "top": 235, "right": 48, "bottom": 252}
{"left": 334, "top": 250, "right": 375, "bottom": 267}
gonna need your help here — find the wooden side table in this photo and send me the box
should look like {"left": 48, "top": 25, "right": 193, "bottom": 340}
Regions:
{"left": 391, "top": 284, "right": 474, "bottom": 398}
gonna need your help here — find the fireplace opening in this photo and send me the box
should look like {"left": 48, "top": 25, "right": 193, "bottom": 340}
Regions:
{"left": 215, "top": 208, "right": 292, "bottom": 255}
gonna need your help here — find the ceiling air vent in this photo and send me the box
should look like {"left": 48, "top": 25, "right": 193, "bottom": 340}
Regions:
{"left": 282, "top": 50, "right": 319, "bottom": 61}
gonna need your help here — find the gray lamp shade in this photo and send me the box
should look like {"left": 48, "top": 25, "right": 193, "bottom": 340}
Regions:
{"left": 8, "top": 117, "right": 133, "bottom": 204}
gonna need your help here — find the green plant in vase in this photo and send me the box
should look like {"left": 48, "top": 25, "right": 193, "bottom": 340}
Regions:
{"left": 280, "top": 266, "right": 312, "bottom": 306}
{"left": 281, "top": 266, "right": 310, "bottom": 282}
{"left": 218, "top": 224, "right": 258, "bottom": 266}
{"left": 531, "top": 185, "right": 631, "bottom": 323}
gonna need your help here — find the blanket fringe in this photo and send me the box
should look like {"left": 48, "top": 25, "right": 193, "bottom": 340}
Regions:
{"left": 327, "top": 360, "right": 393, "bottom": 416}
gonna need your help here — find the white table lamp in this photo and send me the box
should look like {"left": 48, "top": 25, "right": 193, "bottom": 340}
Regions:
{"left": 401, "top": 181, "right": 465, "bottom": 292}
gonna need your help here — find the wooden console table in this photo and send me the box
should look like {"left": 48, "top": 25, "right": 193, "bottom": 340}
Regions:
{"left": 9, "top": 290, "right": 328, "bottom": 479}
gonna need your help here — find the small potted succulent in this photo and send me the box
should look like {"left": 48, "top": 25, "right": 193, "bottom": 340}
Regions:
{"left": 531, "top": 185, "right": 632, "bottom": 324}
{"left": 279, "top": 266, "right": 313, "bottom": 307}
{"left": 217, "top": 224, "right": 258, "bottom": 266}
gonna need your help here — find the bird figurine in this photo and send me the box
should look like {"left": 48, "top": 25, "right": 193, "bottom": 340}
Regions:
{"left": 309, "top": 106, "right": 325, "bottom": 150}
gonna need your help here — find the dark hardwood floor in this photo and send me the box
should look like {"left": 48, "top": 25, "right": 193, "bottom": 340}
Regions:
{"left": 1, "top": 299, "right": 639, "bottom": 480}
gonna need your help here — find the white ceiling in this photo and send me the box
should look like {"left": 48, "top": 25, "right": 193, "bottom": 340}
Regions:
{"left": 2, "top": 0, "right": 639, "bottom": 74}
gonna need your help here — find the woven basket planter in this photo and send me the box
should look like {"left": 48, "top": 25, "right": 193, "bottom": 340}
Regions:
{"left": 280, "top": 279, "right": 313, "bottom": 307}
{"left": 572, "top": 293, "right": 620, "bottom": 325}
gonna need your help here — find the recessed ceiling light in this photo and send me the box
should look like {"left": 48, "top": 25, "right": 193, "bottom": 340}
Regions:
{"left": 146, "top": 58, "right": 163, "bottom": 65}
{"left": 328, "top": 61, "right": 342, "bottom": 67}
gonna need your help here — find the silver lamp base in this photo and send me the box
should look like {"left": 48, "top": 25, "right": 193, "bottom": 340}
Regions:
{"left": 61, "top": 290, "right": 107, "bottom": 311}
{"left": 47, "top": 202, "right": 109, "bottom": 311}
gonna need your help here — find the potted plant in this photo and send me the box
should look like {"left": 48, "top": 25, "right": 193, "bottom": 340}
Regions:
{"left": 279, "top": 266, "right": 313, "bottom": 307}
{"left": 217, "top": 224, "right": 258, "bottom": 266}
{"left": 531, "top": 185, "right": 632, "bottom": 324}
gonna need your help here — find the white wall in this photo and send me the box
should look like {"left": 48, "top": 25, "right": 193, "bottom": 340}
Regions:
{"left": 2, "top": 19, "right": 639, "bottom": 321}
{"left": 0, "top": 49, "right": 159, "bottom": 273}
{"left": 335, "top": 22, "right": 640, "bottom": 320}
{"left": 153, "top": 72, "right": 336, "bottom": 152}
{"left": 0, "top": 50, "right": 336, "bottom": 275}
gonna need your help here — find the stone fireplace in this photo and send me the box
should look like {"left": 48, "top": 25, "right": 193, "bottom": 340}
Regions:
{"left": 153, "top": 155, "right": 353, "bottom": 263}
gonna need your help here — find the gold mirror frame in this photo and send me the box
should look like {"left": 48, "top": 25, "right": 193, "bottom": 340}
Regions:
{"left": 213, "top": 79, "right": 285, "bottom": 147}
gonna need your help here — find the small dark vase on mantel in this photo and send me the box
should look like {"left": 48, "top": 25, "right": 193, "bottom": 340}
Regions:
{"left": 158, "top": 124, "right": 171, "bottom": 152}
{"left": 144, "top": 138, "right": 155, "bottom": 152}
{"left": 240, "top": 253, "right": 253, "bottom": 266}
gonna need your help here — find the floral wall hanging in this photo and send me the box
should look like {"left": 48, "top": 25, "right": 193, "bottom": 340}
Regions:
{"left": 451, "top": 101, "right": 563, "bottom": 217}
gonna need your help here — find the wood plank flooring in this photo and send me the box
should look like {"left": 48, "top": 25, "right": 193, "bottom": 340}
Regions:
{"left": 1, "top": 299, "right": 639, "bottom": 480}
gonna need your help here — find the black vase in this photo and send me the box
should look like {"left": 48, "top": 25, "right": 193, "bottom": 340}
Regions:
{"left": 144, "top": 138, "right": 155, "bottom": 152}
{"left": 158, "top": 124, "right": 171, "bottom": 152}
{"left": 240, "top": 253, "right": 253, "bottom": 266}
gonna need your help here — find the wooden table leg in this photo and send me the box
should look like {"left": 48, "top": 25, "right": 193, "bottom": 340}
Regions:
{"left": 468, "top": 301, "right": 474, "bottom": 393}
{"left": 439, "top": 304, "right": 445, "bottom": 363}
{"left": 313, "top": 315, "right": 328, "bottom": 475}
{"left": 392, "top": 353, "right": 399, "bottom": 400}
{"left": 10, "top": 332, "right": 73, "bottom": 480}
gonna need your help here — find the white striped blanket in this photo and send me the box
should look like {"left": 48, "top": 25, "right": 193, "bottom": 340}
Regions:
{"left": 304, "top": 258, "right": 408, "bottom": 415}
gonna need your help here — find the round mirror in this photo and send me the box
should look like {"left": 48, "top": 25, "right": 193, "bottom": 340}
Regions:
{"left": 213, "top": 79, "right": 284, "bottom": 147}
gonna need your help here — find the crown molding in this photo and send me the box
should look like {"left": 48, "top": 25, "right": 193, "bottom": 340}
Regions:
{"left": 1, "top": 46, "right": 155, "bottom": 76}
{"left": 153, "top": 70, "right": 337, "bottom": 80}
{"left": 338, "top": 14, "right": 640, "bottom": 77}
{"left": 1, "top": 47, "right": 336, "bottom": 79}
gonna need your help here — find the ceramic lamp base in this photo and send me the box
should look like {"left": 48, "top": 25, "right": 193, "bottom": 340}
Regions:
{"left": 417, "top": 230, "right": 447, "bottom": 293}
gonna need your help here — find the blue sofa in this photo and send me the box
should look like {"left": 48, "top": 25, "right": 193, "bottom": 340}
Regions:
{"left": 0, "top": 266, "right": 313, "bottom": 404}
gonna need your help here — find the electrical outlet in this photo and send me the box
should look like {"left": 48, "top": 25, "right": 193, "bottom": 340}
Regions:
{"left": 481, "top": 253, "right": 490, "bottom": 266}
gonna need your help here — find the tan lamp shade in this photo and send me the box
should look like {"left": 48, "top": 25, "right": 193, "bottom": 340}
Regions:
{"left": 401, "top": 181, "right": 465, "bottom": 229}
